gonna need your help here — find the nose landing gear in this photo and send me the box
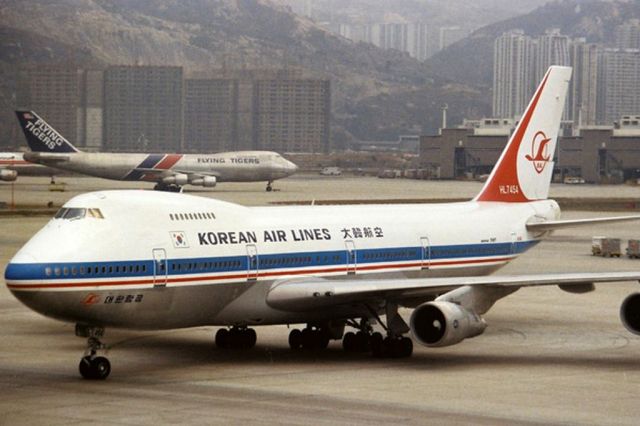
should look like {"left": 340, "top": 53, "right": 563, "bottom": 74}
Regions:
{"left": 76, "top": 324, "right": 110, "bottom": 380}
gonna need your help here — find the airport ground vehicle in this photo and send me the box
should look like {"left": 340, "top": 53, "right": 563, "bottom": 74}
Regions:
{"left": 592, "top": 237, "right": 622, "bottom": 257}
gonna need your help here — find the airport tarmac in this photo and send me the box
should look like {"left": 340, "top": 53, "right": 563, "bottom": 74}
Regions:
{"left": 1, "top": 176, "right": 640, "bottom": 425}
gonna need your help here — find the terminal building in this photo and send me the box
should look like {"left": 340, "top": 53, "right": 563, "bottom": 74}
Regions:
{"left": 421, "top": 117, "right": 640, "bottom": 183}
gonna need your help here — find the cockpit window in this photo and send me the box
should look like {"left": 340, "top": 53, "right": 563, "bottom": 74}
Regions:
{"left": 54, "top": 207, "right": 104, "bottom": 220}
{"left": 88, "top": 208, "right": 104, "bottom": 219}
{"left": 63, "top": 208, "right": 86, "bottom": 220}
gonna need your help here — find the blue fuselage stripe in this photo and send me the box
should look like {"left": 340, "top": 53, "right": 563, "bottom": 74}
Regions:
{"left": 5, "top": 241, "right": 538, "bottom": 282}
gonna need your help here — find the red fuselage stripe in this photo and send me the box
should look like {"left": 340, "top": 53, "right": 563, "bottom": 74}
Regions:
{"left": 155, "top": 154, "right": 183, "bottom": 170}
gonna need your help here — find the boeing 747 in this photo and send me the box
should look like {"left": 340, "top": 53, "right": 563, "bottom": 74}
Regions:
{"left": 6, "top": 67, "right": 640, "bottom": 380}
{"left": 15, "top": 111, "right": 298, "bottom": 192}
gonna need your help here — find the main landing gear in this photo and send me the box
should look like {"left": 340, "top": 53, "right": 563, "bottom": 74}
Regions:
{"left": 288, "top": 326, "right": 331, "bottom": 350}
{"left": 215, "top": 327, "right": 257, "bottom": 349}
{"left": 153, "top": 183, "right": 182, "bottom": 192}
{"left": 76, "top": 324, "right": 111, "bottom": 380}
{"left": 342, "top": 316, "right": 413, "bottom": 358}
{"left": 266, "top": 181, "right": 273, "bottom": 192}
{"left": 286, "top": 305, "right": 414, "bottom": 358}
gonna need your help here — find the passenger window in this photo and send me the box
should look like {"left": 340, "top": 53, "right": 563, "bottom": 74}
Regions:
{"left": 45, "top": 267, "right": 52, "bottom": 276}
{"left": 80, "top": 266, "right": 85, "bottom": 275}
{"left": 54, "top": 267, "right": 61, "bottom": 276}
{"left": 170, "top": 214, "right": 174, "bottom": 220}
{"left": 71, "top": 267, "right": 77, "bottom": 276}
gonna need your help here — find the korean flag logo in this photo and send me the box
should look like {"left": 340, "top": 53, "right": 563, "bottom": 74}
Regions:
{"left": 171, "top": 231, "right": 189, "bottom": 248}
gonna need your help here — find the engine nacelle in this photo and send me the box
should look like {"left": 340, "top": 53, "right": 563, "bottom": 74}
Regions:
{"left": 410, "top": 301, "right": 487, "bottom": 348}
{"left": 0, "top": 169, "right": 18, "bottom": 182}
{"left": 620, "top": 293, "right": 640, "bottom": 335}
{"left": 162, "top": 174, "right": 188, "bottom": 186}
{"left": 191, "top": 176, "right": 217, "bottom": 187}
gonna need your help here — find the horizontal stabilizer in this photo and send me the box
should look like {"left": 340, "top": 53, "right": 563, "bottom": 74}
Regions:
{"left": 526, "top": 215, "right": 640, "bottom": 232}
{"left": 23, "top": 152, "right": 71, "bottom": 163}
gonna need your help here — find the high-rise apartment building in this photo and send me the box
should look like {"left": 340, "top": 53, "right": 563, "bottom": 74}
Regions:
{"left": 79, "top": 69, "right": 104, "bottom": 150}
{"left": 253, "top": 79, "right": 330, "bottom": 153}
{"left": 569, "top": 40, "right": 599, "bottom": 126}
{"left": 335, "top": 21, "right": 429, "bottom": 62}
{"left": 598, "top": 48, "right": 640, "bottom": 124}
{"left": 103, "top": 65, "right": 183, "bottom": 152}
{"left": 614, "top": 20, "right": 640, "bottom": 49}
{"left": 407, "top": 22, "right": 429, "bottom": 62}
{"left": 184, "top": 79, "right": 238, "bottom": 152}
{"left": 492, "top": 31, "right": 536, "bottom": 118}
{"left": 535, "top": 29, "right": 571, "bottom": 83}
{"left": 16, "top": 64, "right": 81, "bottom": 147}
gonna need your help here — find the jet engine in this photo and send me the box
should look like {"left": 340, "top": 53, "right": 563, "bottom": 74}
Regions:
{"left": 409, "top": 301, "right": 486, "bottom": 347}
{"left": 0, "top": 169, "right": 18, "bottom": 182}
{"left": 162, "top": 174, "right": 188, "bottom": 186}
{"left": 191, "top": 176, "right": 217, "bottom": 188}
{"left": 620, "top": 293, "right": 640, "bottom": 335}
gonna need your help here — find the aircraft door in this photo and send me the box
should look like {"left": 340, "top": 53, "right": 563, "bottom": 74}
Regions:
{"left": 420, "top": 236, "right": 431, "bottom": 270}
{"left": 246, "top": 244, "right": 258, "bottom": 281}
{"left": 345, "top": 240, "right": 356, "bottom": 275}
{"left": 152, "top": 248, "right": 168, "bottom": 288}
{"left": 510, "top": 231, "right": 518, "bottom": 255}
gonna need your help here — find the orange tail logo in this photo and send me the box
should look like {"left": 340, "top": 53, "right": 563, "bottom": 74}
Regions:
{"left": 525, "top": 131, "right": 551, "bottom": 174}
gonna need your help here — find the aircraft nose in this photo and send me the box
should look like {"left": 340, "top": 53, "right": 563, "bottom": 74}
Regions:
{"left": 286, "top": 160, "right": 298, "bottom": 174}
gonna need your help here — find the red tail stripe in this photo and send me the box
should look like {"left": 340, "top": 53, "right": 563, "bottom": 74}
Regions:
{"left": 475, "top": 70, "right": 551, "bottom": 202}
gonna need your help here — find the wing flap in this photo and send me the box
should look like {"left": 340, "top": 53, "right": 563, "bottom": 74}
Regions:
{"left": 266, "top": 272, "right": 640, "bottom": 312}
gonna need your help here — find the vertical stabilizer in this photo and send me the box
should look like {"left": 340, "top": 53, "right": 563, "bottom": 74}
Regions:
{"left": 15, "top": 111, "right": 79, "bottom": 153}
{"left": 474, "top": 66, "right": 571, "bottom": 202}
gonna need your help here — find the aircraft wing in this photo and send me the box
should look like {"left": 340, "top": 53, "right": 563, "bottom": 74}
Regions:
{"left": 526, "top": 215, "right": 640, "bottom": 232}
{"left": 133, "top": 168, "right": 221, "bottom": 178}
{"left": 265, "top": 271, "right": 640, "bottom": 312}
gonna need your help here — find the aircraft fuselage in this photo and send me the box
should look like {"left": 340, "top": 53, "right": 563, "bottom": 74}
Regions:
{"left": 5, "top": 190, "right": 558, "bottom": 330}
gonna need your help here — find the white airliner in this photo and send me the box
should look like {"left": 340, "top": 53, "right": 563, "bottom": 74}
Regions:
{"left": 15, "top": 111, "right": 298, "bottom": 192}
{"left": 6, "top": 66, "right": 640, "bottom": 380}
{"left": 0, "top": 152, "right": 53, "bottom": 182}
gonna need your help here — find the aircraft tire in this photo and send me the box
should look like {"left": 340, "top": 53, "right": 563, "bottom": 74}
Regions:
{"left": 215, "top": 328, "right": 230, "bottom": 348}
{"left": 342, "top": 332, "right": 356, "bottom": 352}
{"left": 370, "top": 332, "right": 384, "bottom": 357}
{"left": 288, "top": 329, "right": 303, "bottom": 350}
{"left": 244, "top": 328, "right": 257, "bottom": 349}
{"left": 79, "top": 356, "right": 93, "bottom": 379}
{"left": 91, "top": 357, "right": 111, "bottom": 380}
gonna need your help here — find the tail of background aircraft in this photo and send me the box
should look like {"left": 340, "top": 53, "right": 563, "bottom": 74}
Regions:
{"left": 474, "top": 66, "right": 572, "bottom": 202}
{"left": 15, "top": 111, "right": 79, "bottom": 153}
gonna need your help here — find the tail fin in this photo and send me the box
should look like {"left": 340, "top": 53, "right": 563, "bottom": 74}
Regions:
{"left": 15, "top": 111, "right": 79, "bottom": 153}
{"left": 474, "top": 66, "right": 571, "bottom": 202}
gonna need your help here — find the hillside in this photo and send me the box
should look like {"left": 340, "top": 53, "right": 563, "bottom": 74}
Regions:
{"left": 0, "top": 0, "right": 493, "bottom": 147}
{"left": 425, "top": 0, "right": 640, "bottom": 88}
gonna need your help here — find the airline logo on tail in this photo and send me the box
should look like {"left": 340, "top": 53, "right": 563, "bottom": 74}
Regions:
{"left": 525, "top": 131, "right": 552, "bottom": 174}
{"left": 15, "top": 110, "right": 79, "bottom": 153}
{"left": 475, "top": 66, "right": 572, "bottom": 203}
